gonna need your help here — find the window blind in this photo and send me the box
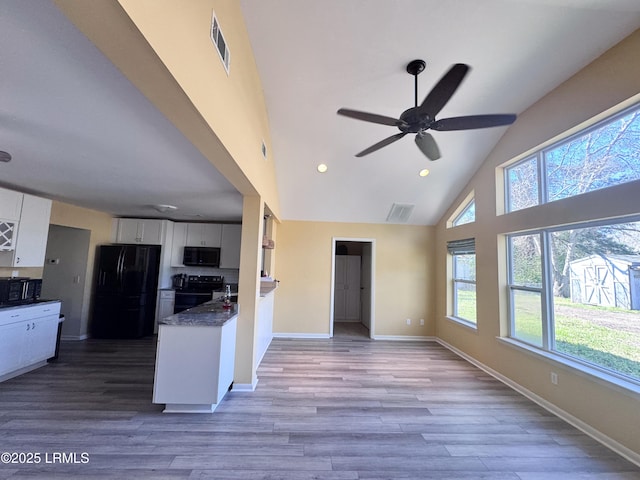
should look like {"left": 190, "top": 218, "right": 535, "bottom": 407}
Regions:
{"left": 447, "top": 238, "right": 475, "bottom": 255}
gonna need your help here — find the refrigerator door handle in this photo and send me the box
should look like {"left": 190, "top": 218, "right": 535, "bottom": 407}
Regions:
{"left": 117, "top": 248, "right": 125, "bottom": 286}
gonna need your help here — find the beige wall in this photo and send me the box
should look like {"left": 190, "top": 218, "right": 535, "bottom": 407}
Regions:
{"left": 49, "top": 201, "right": 113, "bottom": 336}
{"left": 435, "top": 30, "right": 640, "bottom": 457}
{"left": 274, "top": 221, "right": 435, "bottom": 337}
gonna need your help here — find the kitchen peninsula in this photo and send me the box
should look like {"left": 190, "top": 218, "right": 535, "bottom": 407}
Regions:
{"left": 152, "top": 300, "right": 238, "bottom": 413}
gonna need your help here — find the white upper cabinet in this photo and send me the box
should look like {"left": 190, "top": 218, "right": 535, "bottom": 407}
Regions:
{"left": 12, "top": 195, "right": 52, "bottom": 267}
{"left": 170, "top": 222, "right": 188, "bottom": 267}
{"left": 220, "top": 224, "right": 241, "bottom": 269}
{"left": 0, "top": 188, "right": 23, "bottom": 222}
{"left": 115, "top": 218, "right": 164, "bottom": 245}
{"left": 0, "top": 188, "right": 24, "bottom": 251}
{"left": 185, "top": 223, "right": 222, "bottom": 247}
{"left": 0, "top": 193, "right": 52, "bottom": 267}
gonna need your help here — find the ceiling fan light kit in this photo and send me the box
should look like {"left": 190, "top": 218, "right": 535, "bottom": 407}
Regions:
{"left": 337, "top": 60, "right": 517, "bottom": 161}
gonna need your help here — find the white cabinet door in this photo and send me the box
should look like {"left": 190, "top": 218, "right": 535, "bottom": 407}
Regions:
{"left": 11, "top": 194, "right": 52, "bottom": 267}
{"left": 333, "top": 255, "right": 361, "bottom": 322}
{"left": 186, "top": 223, "right": 222, "bottom": 247}
{"left": 0, "top": 319, "right": 26, "bottom": 376}
{"left": 116, "top": 219, "right": 163, "bottom": 244}
{"left": 0, "top": 188, "right": 23, "bottom": 221}
{"left": 220, "top": 224, "right": 242, "bottom": 269}
{"left": 170, "top": 223, "right": 187, "bottom": 266}
{"left": 23, "top": 314, "right": 58, "bottom": 365}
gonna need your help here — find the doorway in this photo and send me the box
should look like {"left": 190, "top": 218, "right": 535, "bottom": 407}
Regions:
{"left": 331, "top": 238, "right": 375, "bottom": 339}
{"left": 41, "top": 225, "right": 90, "bottom": 340}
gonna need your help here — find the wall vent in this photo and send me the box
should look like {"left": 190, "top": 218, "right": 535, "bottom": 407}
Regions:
{"left": 386, "top": 203, "right": 415, "bottom": 223}
{"left": 210, "top": 12, "right": 230, "bottom": 74}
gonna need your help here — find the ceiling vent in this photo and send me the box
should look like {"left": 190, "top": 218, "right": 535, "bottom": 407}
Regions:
{"left": 386, "top": 203, "right": 415, "bottom": 223}
{"left": 210, "top": 12, "right": 230, "bottom": 74}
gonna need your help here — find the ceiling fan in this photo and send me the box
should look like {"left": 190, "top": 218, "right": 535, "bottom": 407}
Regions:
{"left": 337, "top": 60, "right": 517, "bottom": 160}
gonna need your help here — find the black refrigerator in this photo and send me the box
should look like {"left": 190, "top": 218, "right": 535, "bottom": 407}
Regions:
{"left": 91, "top": 244, "right": 161, "bottom": 339}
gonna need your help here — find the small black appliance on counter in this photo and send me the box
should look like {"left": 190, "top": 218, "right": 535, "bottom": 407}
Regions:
{"left": 0, "top": 277, "right": 42, "bottom": 306}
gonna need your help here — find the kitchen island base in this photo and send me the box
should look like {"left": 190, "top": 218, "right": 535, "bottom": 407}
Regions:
{"left": 152, "top": 308, "right": 237, "bottom": 413}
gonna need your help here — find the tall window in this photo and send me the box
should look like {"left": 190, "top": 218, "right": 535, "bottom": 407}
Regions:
{"left": 448, "top": 238, "right": 477, "bottom": 326}
{"left": 505, "top": 103, "right": 640, "bottom": 213}
{"left": 507, "top": 219, "right": 640, "bottom": 382}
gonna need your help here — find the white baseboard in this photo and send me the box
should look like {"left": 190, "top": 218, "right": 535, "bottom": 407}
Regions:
{"left": 61, "top": 334, "right": 88, "bottom": 341}
{"left": 373, "top": 335, "right": 436, "bottom": 342}
{"left": 273, "top": 333, "right": 331, "bottom": 339}
{"left": 232, "top": 380, "right": 258, "bottom": 392}
{"left": 436, "top": 338, "right": 640, "bottom": 468}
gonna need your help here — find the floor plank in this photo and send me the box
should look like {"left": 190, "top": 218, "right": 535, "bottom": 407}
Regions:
{"left": 0, "top": 335, "right": 638, "bottom": 479}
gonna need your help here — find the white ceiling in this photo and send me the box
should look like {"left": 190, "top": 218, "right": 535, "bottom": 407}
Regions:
{"left": 1, "top": 1, "right": 639, "bottom": 226}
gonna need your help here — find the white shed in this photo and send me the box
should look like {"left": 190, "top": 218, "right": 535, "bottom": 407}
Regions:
{"left": 569, "top": 254, "right": 640, "bottom": 310}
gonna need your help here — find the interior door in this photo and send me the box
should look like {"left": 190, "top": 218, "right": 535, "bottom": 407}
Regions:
{"left": 334, "top": 255, "right": 361, "bottom": 322}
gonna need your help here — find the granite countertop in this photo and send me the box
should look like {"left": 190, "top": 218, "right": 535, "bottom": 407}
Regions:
{"left": 159, "top": 300, "right": 238, "bottom": 327}
{"left": 0, "top": 299, "right": 61, "bottom": 311}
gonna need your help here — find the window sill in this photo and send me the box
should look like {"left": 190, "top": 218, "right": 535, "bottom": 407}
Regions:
{"left": 496, "top": 337, "right": 640, "bottom": 398}
{"left": 446, "top": 316, "right": 478, "bottom": 332}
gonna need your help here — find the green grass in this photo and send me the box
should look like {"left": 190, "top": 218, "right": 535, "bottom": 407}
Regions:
{"left": 511, "top": 292, "right": 640, "bottom": 379}
{"left": 455, "top": 289, "right": 477, "bottom": 324}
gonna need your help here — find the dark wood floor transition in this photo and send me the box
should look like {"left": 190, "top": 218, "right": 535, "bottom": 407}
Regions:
{"left": 0, "top": 335, "right": 638, "bottom": 479}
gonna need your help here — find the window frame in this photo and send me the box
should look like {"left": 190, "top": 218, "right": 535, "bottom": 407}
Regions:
{"left": 448, "top": 238, "right": 477, "bottom": 327}
{"left": 504, "top": 101, "right": 640, "bottom": 213}
{"left": 506, "top": 217, "right": 640, "bottom": 386}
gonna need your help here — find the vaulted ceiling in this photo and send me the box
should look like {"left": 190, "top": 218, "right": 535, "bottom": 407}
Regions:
{"left": 1, "top": 1, "right": 639, "bottom": 225}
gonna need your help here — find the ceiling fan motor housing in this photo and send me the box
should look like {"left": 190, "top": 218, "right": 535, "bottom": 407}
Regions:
{"left": 399, "top": 108, "right": 433, "bottom": 133}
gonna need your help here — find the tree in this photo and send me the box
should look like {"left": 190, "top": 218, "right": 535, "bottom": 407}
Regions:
{"left": 507, "top": 109, "right": 640, "bottom": 298}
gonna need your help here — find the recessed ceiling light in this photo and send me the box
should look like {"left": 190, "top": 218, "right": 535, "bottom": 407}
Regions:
{"left": 317, "top": 163, "right": 328, "bottom": 173}
{"left": 0, "top": 151, "right": 12, "bottom": 163}
{"left": 419, "top": 169, "right": 430, "bottom": 177}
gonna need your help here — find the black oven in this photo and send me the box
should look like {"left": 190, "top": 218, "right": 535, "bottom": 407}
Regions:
{"left": 174, "top": 275, "right": 223, "bottom": 313}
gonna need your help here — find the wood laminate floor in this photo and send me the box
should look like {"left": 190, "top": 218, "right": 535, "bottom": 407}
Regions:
{"left": 0, "top": 336, "right": 638, "bottom": 479}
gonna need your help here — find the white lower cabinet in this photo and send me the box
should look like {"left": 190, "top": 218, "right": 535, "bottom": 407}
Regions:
{"left": 0, "top": 302, "right": 61, "bottom": 380}
{"left": 155, "top": 289, "right": 175, "bottom": 334}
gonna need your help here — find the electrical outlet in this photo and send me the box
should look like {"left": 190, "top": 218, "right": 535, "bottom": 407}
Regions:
{"left": 406, "top": 318, "right": 411, "bottom": 325}
{"left": 550, "top": 372, "right": 558, "bottom": 385}
{"left": 420, "top": 318, "right": 424, "bottom": 326}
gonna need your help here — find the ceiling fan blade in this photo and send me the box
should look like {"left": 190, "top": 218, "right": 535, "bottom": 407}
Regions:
{"left": 355, "top": 132, "right": 407, "bottom": 157}
{"left": 417, "top": 63, "right": 469, "bottom": 118}
{"left": 337, "top": 108, "right": 406, "bottom": 127}
{"left": 431, "top": 114, "right": 517, "bottom": 131}
{"left": 415, "top": 132, "right": 441, "bottom": 161}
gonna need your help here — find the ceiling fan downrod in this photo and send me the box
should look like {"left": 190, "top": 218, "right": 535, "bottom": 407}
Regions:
{"left": 406, "top": 59, "right": 426, "bottom": 108}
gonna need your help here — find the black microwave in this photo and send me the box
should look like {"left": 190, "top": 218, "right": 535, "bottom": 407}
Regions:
{"left": 183, "top": 247, "right": 220, "bottom": 267}
{"left": 0, "top": 277, "right": 42, "bottom": 305}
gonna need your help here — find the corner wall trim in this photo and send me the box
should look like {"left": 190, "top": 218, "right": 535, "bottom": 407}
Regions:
{"left": 232, "top": 380, "right": 258, "bottom": 392}
{"left": 436, "top": 338, "right": 640, "bottom": 468}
